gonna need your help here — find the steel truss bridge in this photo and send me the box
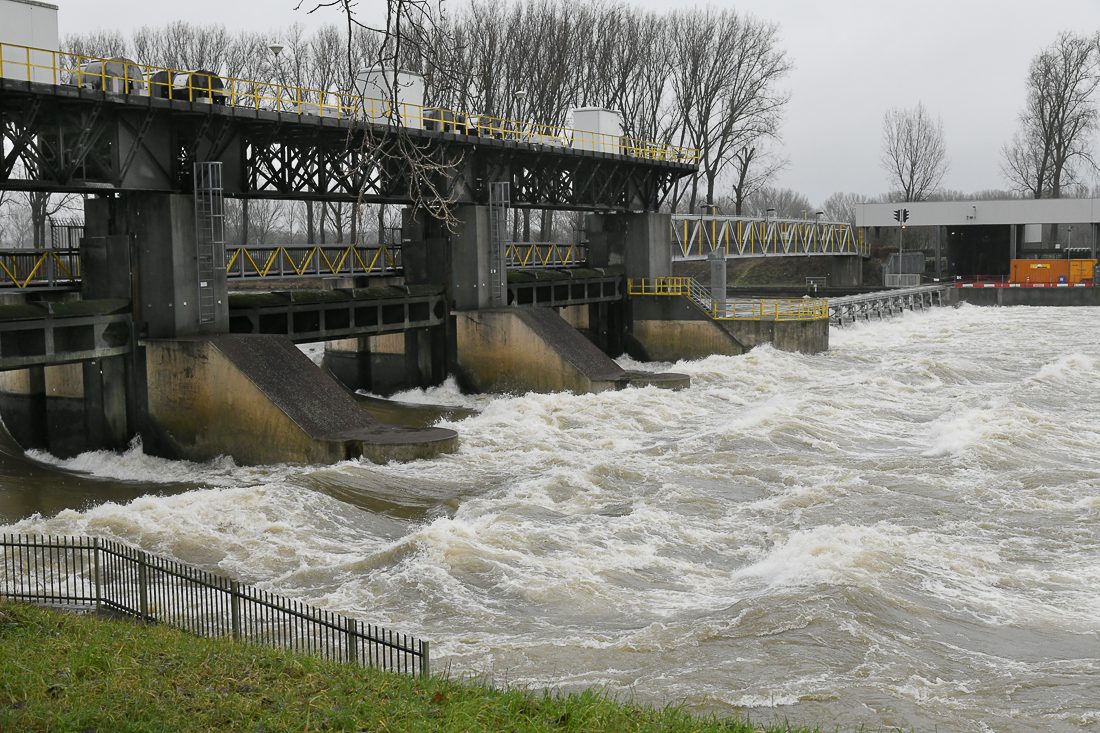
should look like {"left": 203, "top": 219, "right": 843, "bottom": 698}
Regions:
{"left": 0, "top": 43, "right": 696, "bottom": 211}
{"left": 672, "top": 215, "right": 867, "bottom": 260}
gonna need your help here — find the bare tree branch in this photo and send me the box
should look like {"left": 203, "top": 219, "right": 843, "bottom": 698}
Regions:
{"left": 880, "top": 101, "right": 949, "bottom": 202}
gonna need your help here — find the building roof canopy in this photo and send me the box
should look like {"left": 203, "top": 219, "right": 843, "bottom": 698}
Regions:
{"left": 856, "top": 199, "right": 1100, "bottom": 228}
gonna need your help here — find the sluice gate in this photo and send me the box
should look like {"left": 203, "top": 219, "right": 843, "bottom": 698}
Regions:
{"left": 0, "top": 31, "right": 842, "bottom": 466}
{"left": 829, "top": 285, "right": 950, "bottom": 326}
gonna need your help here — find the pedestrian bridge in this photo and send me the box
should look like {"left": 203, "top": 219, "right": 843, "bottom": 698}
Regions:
{"left": 672, "top": 215, "right": 867, "bottom": 260}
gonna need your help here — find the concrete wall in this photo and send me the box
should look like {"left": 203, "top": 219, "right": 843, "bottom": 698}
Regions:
{"left": 629, "top": 295, "right": 745, "bottom": 361}
{"left": 950, "top": 287, "right": 1100, "bottom": 307}
{"left": 720, "top": 318, "right": 830, "bottom": 354}
{"left": 0, "top": 367, "right": 46, "bottom": 450}
{"left": 632, "top": 319, "right": 745, "bottom": 362}
{"left": 43, "top": 363, "right": 83, "bottom": 457}
{"left": 629, "top": 294, "right": 828, "bottom": 357}
{"left": 829, "top": 255, "right": 863, "bottom": 287}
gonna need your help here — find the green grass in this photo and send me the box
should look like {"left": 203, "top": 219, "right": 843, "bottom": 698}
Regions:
{"left": 0, "top": 601, "right": 827, "bottom": 733}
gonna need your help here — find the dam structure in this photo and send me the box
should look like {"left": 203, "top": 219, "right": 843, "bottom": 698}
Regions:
{"left": 0, "top": 23, "right": 832, "bottom": 465}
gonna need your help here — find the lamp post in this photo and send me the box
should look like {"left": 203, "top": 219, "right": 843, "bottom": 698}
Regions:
{"left": 514, "top": 89, "right": 527, "bottom": 142}
{"left": 268, "top": 42, "right": 285, "bottom": 112}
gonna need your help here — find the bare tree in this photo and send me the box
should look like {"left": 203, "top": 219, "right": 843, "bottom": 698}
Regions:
{"left": 880, "top": 101, "right": 949, "bottom": 202}
{"left": 1001, "top": 32, "right": 1099, "bottom": 199}
{"left": 820, "top": 191, "right": 865, "bottom": 228}
{"left": 744, "top": 186, "right": 812, "bottom": 219}
{"left": 669, "top": 8, "right": 791, "bottom": 213}
{"left": 728, "top": 143, "right": 787, "bottom": 215}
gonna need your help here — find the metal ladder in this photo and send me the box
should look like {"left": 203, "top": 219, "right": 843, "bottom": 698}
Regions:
{"left": 488, "top": 182, "right": 510, "bottom": 307}
{"left": 194, "top": 162, "right": 225, "bottom": 325}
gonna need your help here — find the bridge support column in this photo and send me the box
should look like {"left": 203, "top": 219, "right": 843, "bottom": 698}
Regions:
{"left": 86, "top": 192, "right": 229, "bottom": 338}
{"left": 585, "top": 211, "right": 672, "bottom": 279}
{"left": 447, "top": 205, "right": 496, "bottom": 311}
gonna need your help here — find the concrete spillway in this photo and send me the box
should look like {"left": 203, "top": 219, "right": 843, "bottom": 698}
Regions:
{"left": 145, "top": 335, "right": 457, "bottom": 465}
{"left": 455, "top": 307, "right": 689, "bottom": 394}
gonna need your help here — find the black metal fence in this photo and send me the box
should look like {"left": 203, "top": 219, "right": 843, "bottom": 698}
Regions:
{"left": 0, "top": 534, "right": 428, "bottom": 677}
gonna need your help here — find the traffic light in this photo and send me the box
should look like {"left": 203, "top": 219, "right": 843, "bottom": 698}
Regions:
{"left": 893, "top": 208, "right": 910, "bottom": 224}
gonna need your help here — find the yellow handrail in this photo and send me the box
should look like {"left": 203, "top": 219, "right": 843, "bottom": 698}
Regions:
{"left": 627, "top": 277, "right": 828, "bottom": 321}
{"left": 0, "top": 41, "right": 699, "bottom": 164}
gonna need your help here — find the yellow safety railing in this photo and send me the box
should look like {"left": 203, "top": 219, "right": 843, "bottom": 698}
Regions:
{"left": 713, "top": 299, "right": 829, "bottom": 321}
{"left": 225, "top": 245, "right": 400, "bottom": 278}
{"left": 628, "top": 277, "right": 828, "bottom": 321}
{"left": 628, "top": 276, "right": 693, "bottom": 296}
{"left": 0, "top": 42, "right": 698, "bottom": 164}
{"left": 505, "top": 241, "right": 585, "bottom": 268}
{"left": 0, "top": 249, "right": 80, "bottom": 288}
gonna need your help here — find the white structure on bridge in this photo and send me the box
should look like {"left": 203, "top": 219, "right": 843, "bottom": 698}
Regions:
{"left": 672, "top": 214, "right": 865, "bottom": 260}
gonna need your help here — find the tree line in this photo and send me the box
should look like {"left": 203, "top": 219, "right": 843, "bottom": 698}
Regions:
{"left": 7, "top": 8, "right": 1099, "bottom": 249}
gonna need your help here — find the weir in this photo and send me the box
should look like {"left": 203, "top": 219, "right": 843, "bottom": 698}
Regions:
{"left": 0, "top": 35, "right": 834, "bottom": 465}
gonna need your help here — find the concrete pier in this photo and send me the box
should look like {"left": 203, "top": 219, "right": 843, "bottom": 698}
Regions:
{"left": 455, "top": 307, "right": 688, "bottom": 394}
{"left": 144, "top": 335, "right": 457, "bottom": 465}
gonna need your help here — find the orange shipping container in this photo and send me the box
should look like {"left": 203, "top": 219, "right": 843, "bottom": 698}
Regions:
{"left": 1069, "top": 259, "right": 1097, "bottom": 284}
{"left": 1010, "top": 259, "right": 1070, "bottom": 284}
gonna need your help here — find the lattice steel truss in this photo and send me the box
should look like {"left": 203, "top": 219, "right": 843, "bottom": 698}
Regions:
{"left": 0, "top": 80, "right": 695, "bottom": 211}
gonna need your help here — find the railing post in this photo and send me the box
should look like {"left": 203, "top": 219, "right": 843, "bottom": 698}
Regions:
{"left": 92, "top": 537, "right": 101, "bottom": 611}
{"left": 420, "top": 640, "right": 430, "bottom": 678}
{"left": 138, "top": 550, "right": 149, "bottom": 620}
{"left": 230, "top": 580, "right": 241, "bottom": 641}
{"left": 346, "top": 616, "right": 358, "bottom": 666}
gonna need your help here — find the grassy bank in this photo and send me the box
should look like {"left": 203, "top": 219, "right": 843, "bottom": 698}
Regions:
{"left": 0, "top": 601, "right": 826, "bottom": 733}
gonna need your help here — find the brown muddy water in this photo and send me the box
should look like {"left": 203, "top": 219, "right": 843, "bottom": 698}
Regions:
{"left": 3, "top": 304, "right": 1100, "bottom": 732}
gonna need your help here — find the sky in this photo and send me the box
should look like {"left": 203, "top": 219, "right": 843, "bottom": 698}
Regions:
{"left": 55, "top": 0, "right": 1100, "bottom": 206}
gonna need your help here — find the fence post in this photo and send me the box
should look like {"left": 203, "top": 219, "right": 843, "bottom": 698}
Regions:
{"left": 420, "top": 640, "right": 430, "bottom": 679}
{"left": 138, "top": 550, "right": 149, "bottom": 620}
{"left": 92, "top": 538, "right": 101, "bottom": 611}
{"left": 230, "top": 580, "right": 240, "bottom": 641}
{"left": 346, "top": 617, "right": 358, "bottom": 666}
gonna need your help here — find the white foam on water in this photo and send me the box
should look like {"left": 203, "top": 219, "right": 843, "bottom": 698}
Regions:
{"left": 5, "top": 305, "right": 1100, "bottom": 732}
{"left": 25, "top": 437, "right": 245, "bottom": 484}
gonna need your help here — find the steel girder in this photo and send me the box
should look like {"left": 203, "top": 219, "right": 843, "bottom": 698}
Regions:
{"left": 0, "top": 79, "right": 695, "bottom": 210}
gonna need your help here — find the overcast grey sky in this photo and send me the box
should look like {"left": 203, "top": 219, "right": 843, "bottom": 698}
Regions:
{"left": 56, "top": 0, "right": 1100, "bottom": 206}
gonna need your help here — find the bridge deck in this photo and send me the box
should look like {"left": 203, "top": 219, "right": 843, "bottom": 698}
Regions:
{"left": 1, "top": 70, "right": 694, "bottom": 209}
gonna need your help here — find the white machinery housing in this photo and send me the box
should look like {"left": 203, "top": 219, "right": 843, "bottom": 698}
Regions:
{"left": 355, "top": 68, "right": 425, "bottom": 128}
{"left": 0, "top": 0, "right": 59, "bottom": 84}
{"left": 571, "top": 107, "right": 622, "bottom": 154}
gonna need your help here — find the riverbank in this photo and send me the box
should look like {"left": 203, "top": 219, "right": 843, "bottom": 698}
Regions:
{"left": 0, "top": 601, "right": 823, "bottom": 733}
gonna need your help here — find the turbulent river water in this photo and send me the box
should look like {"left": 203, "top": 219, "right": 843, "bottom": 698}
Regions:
{"left": 3, "top": 303, "right": 1100, "bottom": 732}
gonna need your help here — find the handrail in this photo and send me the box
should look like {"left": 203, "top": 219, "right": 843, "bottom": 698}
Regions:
{"left": 505, "top": 241, "right": 586, "bottom": 269}
{"left": 0, "top": 41, "right": 698, "bottom": 164}
{"left": 0, "top": 248, "right": 81, "bottom": 288}
{"left": 225, "top": 244, "right": 401, "bottom": 278}
{"left": 627, "top": 276, "right": 828, "bottom": 321}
